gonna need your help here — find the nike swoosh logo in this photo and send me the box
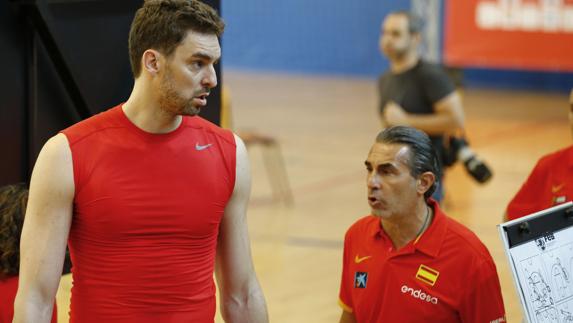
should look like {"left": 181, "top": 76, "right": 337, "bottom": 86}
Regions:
{"left": 195, "top": 143, "right": 213, "bottom": 151}
{"left": 354, "top": 255, "right": 372, "bottom": 264}
{"left": 552, "top": 184, "right": 565, "bottom": 194}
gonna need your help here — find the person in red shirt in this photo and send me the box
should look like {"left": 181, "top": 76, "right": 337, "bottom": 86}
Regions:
{"left": 0, "top": 184, "right": 57, "bottom": 323}
{"left": 13, "top": 1, "right": 268, "bottom": 322}
{"left": 338, "top": 126, "right": 505, "bottom": 323}
{"left": 505, "top": 88, "right": 573, "bottom": 221}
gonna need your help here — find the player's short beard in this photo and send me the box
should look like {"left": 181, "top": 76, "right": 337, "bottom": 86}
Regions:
{"left": 158, "top": 68, "right": 200, "bottom": 117}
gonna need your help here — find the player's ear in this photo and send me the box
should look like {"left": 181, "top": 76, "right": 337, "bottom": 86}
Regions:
{"left": 142, "top": 49, "right": 162, "bottom": 76}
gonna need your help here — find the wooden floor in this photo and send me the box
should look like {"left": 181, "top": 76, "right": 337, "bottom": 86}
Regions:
{"left": 56, "top": 70, "right": 571, "bottom": 322}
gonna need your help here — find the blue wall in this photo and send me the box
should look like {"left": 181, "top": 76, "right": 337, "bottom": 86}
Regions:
{"left": 221, "top": 1, "right": 573, "bottom": 92}
{"left": 222, "top": 0, "right": 410, "bottom": 76}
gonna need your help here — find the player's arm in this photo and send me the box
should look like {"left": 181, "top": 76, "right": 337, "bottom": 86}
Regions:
{"left": 384, "top": 91, "right": 464, "bottom": 136}
{"left": 13, "top": 134, "right": 74, "bottom": 323}
{"left": 215, "top": 134, "right": 268, "bottom": 323}
{"left": 339, "top": 310, "right": 357, "bottom": 323}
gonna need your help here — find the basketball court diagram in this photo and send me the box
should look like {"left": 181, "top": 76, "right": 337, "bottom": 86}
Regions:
{"left": 560, "top": 307, "right": 573, "bottom": 323}
{"left": 521, "top": 256, "right": 556, "bottom": 321}
{"left": 511, "top": 231, "right": 573, "bottom": 323}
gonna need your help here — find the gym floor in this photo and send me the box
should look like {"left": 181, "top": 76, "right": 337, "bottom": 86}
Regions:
{"left": 56, "top": 70, "right": 570, "bottom": 322}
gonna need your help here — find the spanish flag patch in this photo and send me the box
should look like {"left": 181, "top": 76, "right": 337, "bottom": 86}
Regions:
{"left": 416, "top": 264, "right": 439, "bottom": 286}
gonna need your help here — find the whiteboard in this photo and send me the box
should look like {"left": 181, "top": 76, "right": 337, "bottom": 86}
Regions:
{"left": 499, "top": 202, "right": 573, "bottom": 323}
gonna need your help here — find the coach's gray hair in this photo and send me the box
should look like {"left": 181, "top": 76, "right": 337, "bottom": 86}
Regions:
{"left": 375, "top": 126, "right": 440, "bottom": 200}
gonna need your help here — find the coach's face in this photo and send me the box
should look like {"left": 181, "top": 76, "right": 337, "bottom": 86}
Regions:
{"left": 157, "top": 30, "right": 221, "bottom": 117}
{"left": 365, "top": 143, "right": 419, "bottom": 220}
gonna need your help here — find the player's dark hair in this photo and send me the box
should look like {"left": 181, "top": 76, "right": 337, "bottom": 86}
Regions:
{"left": 129, "top": 0, "right": 225, "bottom": 78}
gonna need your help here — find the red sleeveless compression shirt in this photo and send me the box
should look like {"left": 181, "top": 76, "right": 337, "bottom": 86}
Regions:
{"left": 61, "top": 105, "right": 236, "bottom": 322}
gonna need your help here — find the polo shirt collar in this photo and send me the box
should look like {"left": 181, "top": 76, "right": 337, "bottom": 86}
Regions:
{"left": 413, "top": 199, "right": 448, "bottom": 258}
{"left": 368, "top": 198, "right": 447, "bottom": 258}
{"left": 369, "top": 216, "right": 383, "bottom": 238}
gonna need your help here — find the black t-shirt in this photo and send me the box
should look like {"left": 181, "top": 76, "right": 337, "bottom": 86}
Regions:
{"left": 378, "top": 60, "right": 455, "bottom": 170}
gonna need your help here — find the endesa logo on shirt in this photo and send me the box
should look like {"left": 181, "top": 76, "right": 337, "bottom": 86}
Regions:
{"left": 401, "top": 285, "right": 439, "bottom": 305}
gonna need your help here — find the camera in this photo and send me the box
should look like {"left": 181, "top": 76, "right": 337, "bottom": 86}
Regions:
{"left": 443, "top": 136, "right": 493, "bottom": 184}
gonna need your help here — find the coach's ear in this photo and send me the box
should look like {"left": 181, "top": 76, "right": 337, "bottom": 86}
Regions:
{"left": 417, "top": 172, "right": 435, "bottom": 196}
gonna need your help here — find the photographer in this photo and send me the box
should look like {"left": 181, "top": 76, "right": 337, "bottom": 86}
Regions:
{"left": 378, "top": 11, "right": 491, "bottom": 201}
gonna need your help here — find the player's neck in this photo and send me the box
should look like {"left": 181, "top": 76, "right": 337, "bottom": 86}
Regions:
{"left": 381, "top": 201, "right": 432, "bottom": 250}
{"left": 123, "top": 80, "right": 182, "bottom": 134}
{"left": 390, "top": 53, "right": 419, "bottom": 74}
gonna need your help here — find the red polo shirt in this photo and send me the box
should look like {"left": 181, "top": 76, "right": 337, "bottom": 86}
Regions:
{"left": 507, "top": 145, "right": 573, "bottom": 220}
{"left": 339, "top": 199, "right": 505, "bottom": 322}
